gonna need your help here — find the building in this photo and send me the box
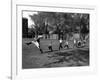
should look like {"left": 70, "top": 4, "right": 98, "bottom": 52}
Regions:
{"left": 22, "top": 18, "right": 28, "bottom": 38}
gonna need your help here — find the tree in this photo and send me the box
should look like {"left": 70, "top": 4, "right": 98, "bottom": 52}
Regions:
{"left": 29, "top": 12, "right": 89, "bottom": 40}
{"left": 80, "top": 14, "right": 89, "bottom": 40}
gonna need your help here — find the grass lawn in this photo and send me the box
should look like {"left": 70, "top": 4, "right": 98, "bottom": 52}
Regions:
{"left": 22, "top": 38, "right": 89, "bottom": 69}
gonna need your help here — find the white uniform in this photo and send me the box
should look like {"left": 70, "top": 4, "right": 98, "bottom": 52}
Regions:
{"left": 32, "top": 41, "right": 39, "bottom": 48}
{"left": 74, "top": 39, "right": 76, "bottom": 44}
{"left": 59, "top": 39, "right": 62, "bottom": 43}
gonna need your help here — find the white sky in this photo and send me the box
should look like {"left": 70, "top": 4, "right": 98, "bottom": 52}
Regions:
{"left": 23, "top": 11, "right": 38, "bottom": 28}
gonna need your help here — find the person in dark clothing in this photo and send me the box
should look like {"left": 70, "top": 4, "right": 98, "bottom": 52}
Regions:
{"left": 59, "top": 39, "right": 63, "bottom": 50}
{"left": 37, "top": 38, "right": 40, "bottom": 43}
{"left": 48, "top": 42, "right": 53, "bottom": 52}
{"left": 77, "top": 40, "right": 82, "bottom": 47}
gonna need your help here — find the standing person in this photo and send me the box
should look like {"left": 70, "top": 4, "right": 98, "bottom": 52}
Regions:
{"left": 59, "top": 39, "right": 63, "bottom": 50}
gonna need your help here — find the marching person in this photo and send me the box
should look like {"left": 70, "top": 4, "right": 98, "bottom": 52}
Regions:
{"left": 59, "top": 38, "right": 63, "bottom": 50}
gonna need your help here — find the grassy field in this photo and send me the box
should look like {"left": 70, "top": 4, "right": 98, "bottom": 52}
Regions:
{"left": 22, "top": 38, "right": 89, "bottom": 69}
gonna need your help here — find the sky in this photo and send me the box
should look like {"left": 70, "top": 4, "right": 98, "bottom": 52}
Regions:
{"left": 23, "top": 11, "right": 38, "bottom": 28}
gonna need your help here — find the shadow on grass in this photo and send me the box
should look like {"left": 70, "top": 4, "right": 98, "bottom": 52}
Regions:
{"left": 43, "top": 48, "right": 89, "bottom": 67}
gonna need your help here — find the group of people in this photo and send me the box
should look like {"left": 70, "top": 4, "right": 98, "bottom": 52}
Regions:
{"left": 25, "top": 38, "right": 86, "bottom": 53}
{"left": 59, "top": 39, "right": 69, "bottom": 50}
{"left": 58, "top": 39, "right": 87, "bottom": 49}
